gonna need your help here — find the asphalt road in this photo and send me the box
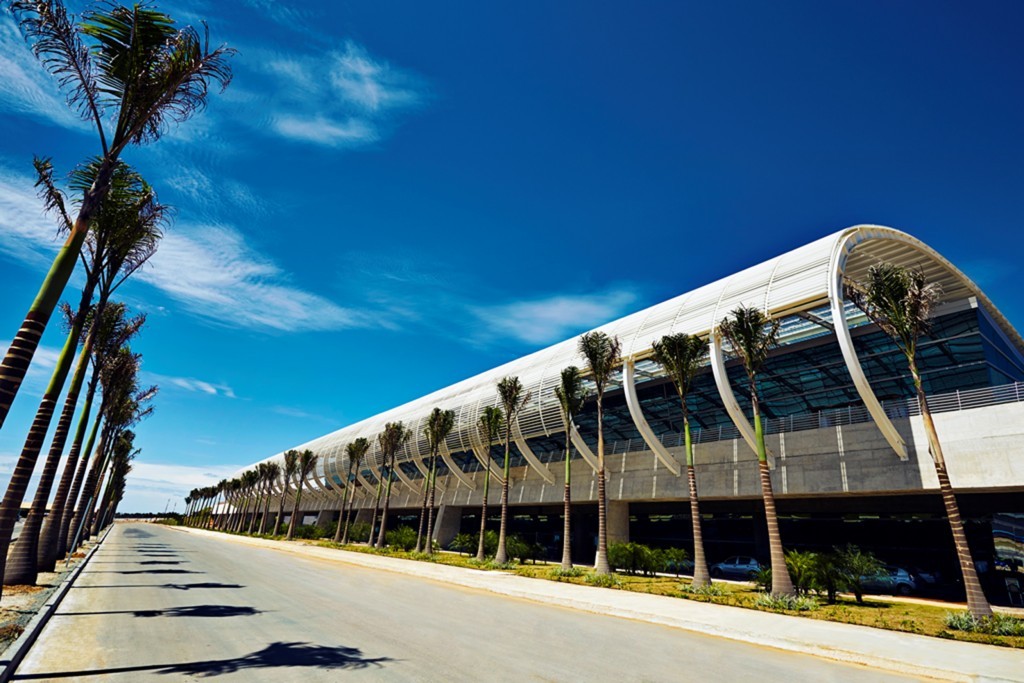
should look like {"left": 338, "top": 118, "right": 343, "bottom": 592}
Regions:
{"left": 14, "top": 523, "right": 919, "bottom": 682}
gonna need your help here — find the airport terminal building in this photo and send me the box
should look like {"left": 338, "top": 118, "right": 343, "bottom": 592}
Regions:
{"left": 247, "top": 226, "right": 1024, "bottom": 601}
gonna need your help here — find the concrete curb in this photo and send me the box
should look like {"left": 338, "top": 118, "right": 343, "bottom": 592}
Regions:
{"left": 177, "top": 527, "right": 1024, "bottom": 682}
{"left": 0, "top": 528, "right": 110, "bottom": 683}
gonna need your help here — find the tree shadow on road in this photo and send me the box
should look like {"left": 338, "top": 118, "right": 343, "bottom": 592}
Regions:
{"left": 73, "top": 582, "right": 245, "bottom": 591}
{"left": 12, "top": 641, "right": 393, "bottom": 679}
{"left": 58, "top": 605, "right": 263, "bottom": 618}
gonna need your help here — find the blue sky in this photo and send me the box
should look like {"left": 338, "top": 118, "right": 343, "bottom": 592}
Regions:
{"left": 1, "top": 1, "right": 1021, "bottom": 512}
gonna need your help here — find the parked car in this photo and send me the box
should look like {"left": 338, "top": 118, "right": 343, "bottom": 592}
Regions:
{"left": 861, "top": 566, "right": 917, "bottom": 596}
{"left": 710, "top": 556, "right": 761, "bottom": 580}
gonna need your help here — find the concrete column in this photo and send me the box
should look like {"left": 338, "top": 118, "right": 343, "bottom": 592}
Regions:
{"left": 431, "top": 505, "right": 463, "bottom": 547}
{"left": 607, "top": 500, "right": 629, "bottom": 544}
{"left": 315, "top": 508, "right": 336, "bottom": 530}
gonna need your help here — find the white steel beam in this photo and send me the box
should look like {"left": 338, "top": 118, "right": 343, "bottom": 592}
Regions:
{"left": 511, "top": 419, "right": 556, "bottom": 484}
{"left": 709, "top": 330, "right": 774, "bottom": 468}
{"left": 623, "top": 357, "right": 681, "bottom": 476}
{"left": 439, "top": 443, "right": 476, "bottom": 489}
{"left": 569, "top": 424, "right": 600, "bottom": 473}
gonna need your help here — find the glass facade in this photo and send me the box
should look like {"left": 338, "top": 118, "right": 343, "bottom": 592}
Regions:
{"left": 439, "top": 303, "right": 1024, "bottom": 471}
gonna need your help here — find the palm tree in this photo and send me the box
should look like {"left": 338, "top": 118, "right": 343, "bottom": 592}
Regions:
{"left": 0, "top": 1, "right": 232, "bottom": 429}
{"left": 476, "top": 406, "right": 503, "bottom": 562}
{"left": 258, "top": 463, "right": 280, "bottom": 535}
{"left": 417, "top": 408, "right": 455, "bottom": 555}
{"left": 494, "top": 377, "right": 531, "bottom": 565}
{"left": 719, "top": 306, "right": 794, "bottom": 596}
{"left": 652, "top": 333, "right": 712, "bottom": 587}
{"left": 339, "top": 438, "right": 370, "bottom": 544}
{"left": 286, "top": 450, "right": 317, "bottom": 540}
{"left": 375, "top": 422, "right": 410, "bottom": 548}
{"left": 846, "top": 263, "right": 992, "bottom": 617}
{"left": 6, "top": 164, "right": 163, "bottom": 582}
{"left": 555, "top": 366, "right": 586, "bottom": 570}
{"left": 275, "top": 450, "right": 299, "bottom": 536}
{"left": 578, "top": 331, "right": 621, "bottom": 574}
{"left": 94, "top": 430, "right": 137, "bottom": 532}
{"left": 247, "top": 464, "right": 268, "bottom": 534}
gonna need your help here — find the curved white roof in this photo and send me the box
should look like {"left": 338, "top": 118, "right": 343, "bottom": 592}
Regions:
{"left": 246, "top": 225, "right": 1021, "bottom": 489}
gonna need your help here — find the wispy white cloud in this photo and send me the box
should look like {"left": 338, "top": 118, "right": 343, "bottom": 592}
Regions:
{"left": 0, "top": 16, "right": 90, "bottom": 133}
{"left": 251, "top": 40, "right": 426, "bottom": 148}
{"left": 271, "top": 405, "right": 335, "bottom": 423}
{"left": 470, "top": 289, "right": 640, "bottom": 345}
{"left": 0, "top": 165, "right": 63, "bottom": 268}
{"left": 139, "top": 223, "right": 367, "bottom": 332}
{"left": 147, "top": 372, "right": 236, "bottom": 399}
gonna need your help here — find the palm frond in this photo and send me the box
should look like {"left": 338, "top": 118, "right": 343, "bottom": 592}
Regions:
{"left": 32, "top": 156, "right": 74, "bottom": 235}
{"left": 578, "top": 331, "right": 621, "bottom": 394}
{"left": 12, "top": 0, "right": 106, "bottom": 148}
{"left": 718, "top": 306, "right": 780, "bottom": 376}
{"left": 844, "top": 263, "right": 942, "bottom": 356}
{"left": 651, "top": 332, "right": 708, "bottom": 401}
{"left": 554, "top": 365, "right": 586, "bottom": 425}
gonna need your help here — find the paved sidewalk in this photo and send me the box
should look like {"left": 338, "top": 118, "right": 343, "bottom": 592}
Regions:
{"left": 178, "top": 527, "right": 1022, "bottom": 682}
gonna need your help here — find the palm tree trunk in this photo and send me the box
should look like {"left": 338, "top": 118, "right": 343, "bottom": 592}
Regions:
{"left": 375, "top": 453, "right": 396, "bottom": 548}
{"left": 341, "top": 484, "right": 357, "bottom": 544}
{"left": 334, "top": 462, "right": 354, "bottom": 543}
{"left": 369, "top": 472, "right": 384, "bottom": 545}
{"left": 910, "top": 363, "right": 991, "bottom": 617}
{"left": 425, "top": 455, "right": 438, "bottom": 555}
{"left": 0, "top": 229, "right": 89, "bottom": 431}
{"left": 88, "top": 450, "right": 115, "bottom": 537}
{"left": 273, "top": 486, "right": 288, "bottom": 536}
{"left": 287, "top": 487, "right": 303, "bottom": 540}
{"left": 752, "top": 393, "right": 794, "bottom": 596}
{"left": 258, "top": 484, "right": 273, "bottom": 535}
{"left": 415, "top": 455, "right": 431, "bottom": 553}
{"left": 68, "top": 420, "right": 114, "bottom": 552}
{"left": 247, "top": 488, "right": 261, "bottom": 534}
{"left": 560, "top": 429, "right": 573, "bottom": 569}
{"left": 684, "top": 414, "right": 711, "bottom": 587}
{"left": 57, "top": 413, "right": 102, "bottom": 557}
{"left": 494, "top": 440, "right": 511, "bottom": 564}
{"left": 7, "top": 318, "right": 98, "bottom": 584}
{"left": 475, "top": 466, "right": 490, "bottom": 562}
{"left": 594, "top": 397, "right": 610, "bottom": 574}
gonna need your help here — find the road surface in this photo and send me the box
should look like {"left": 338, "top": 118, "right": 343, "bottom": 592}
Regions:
{"left": 14, "top": 523, "right": 917, "bottom": 682}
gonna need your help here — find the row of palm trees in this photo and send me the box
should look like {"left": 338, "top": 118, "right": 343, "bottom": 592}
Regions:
{"left": 0, "top": 0, "right": 232, "bottom": 600}
{"left": 185, "top": 263, "right": 992, "bottom": 618}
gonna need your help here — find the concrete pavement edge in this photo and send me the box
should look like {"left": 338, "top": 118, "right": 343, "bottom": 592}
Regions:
{"left": 0, "top": 526, "right": 111, "bottom": 683}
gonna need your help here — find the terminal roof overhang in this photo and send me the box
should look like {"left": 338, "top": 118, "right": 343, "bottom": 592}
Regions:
{"left": 245, "top": 225, "right": 1023, "bottom": 492}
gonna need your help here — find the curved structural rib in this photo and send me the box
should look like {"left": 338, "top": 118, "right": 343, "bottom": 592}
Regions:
{"left": 622, "top": 357, "right": 680, "bottom": 476}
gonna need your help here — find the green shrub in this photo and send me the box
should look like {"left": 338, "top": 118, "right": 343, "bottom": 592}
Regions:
{"left": 834, "top": 545, "right": 882, "bottom": 604}
{"left": 662, "top": 547, "right": 690, "bottom": 576}
{"left": 784, "top": 550, "right": 818, "bottom": 596}
{"left": 681, "top": 582, "right": 726, "bottom": 597}
{"left": 505, "top": 535, "right": 545, "bottom": 564}
{"left": 753, "top": 566, "right": 773, "bottom": 593}
{"left": 552, "top": 566, "right": 587, "bottom": 579}
{"left": 585, "top": 572, "right": 622, "bottom": 588}
{"left": 154, "top": 517, "right": 181, "bottom": 526}
{"left": 944, "top": 612, "right": 1024, "bottom": 636}
{"left": 346, "top": 522, "right": 372, "bottom": 543}
{"left": 755, "top": 593, "right": 818, "bottom": 611}
{"left": 449, "top": 533, "right": 476, "bottom": 555}
{"left": 608, "top": 542, "right": 666, "bottom": 576}
{"left": 292, "top": 524, "right": 326, "bottom": 540}
{"left": 384, "top": 526, "right": 417, "bottom": 551}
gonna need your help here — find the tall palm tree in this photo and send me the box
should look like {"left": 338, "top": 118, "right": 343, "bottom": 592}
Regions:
{"left": 247, "top": 464, "right": 268, "bottom": 534}
{"left": 555, "top": 366, "right": 586, "bottom": 570}
{"left": 476, "top": 406, "right": 503, "bottom": 562}
{"left": 846, "top": 263, "right": 992, "bottom": 617}
{"left": 719, "top": 306, "right": 794, "bottom": 596}
{"left": 652, "top": 333, "right": 712, "bottom": 587}
{"left": 1, "top": 2, "right": 232, "bottom": 430}
{"left": 5, "top": 164, "right": 163, "bottom": 582}
{"left": 275, "top": 450, "right": 299, "bottom": 536}
{"left": 286, "top": 450, "right": 317, "bottom": 541}
{"left": 10, "top": 302, "right": 146, "bottom": 582}
{"left": 258, "top": 463, "right": 280, "bottom": 535}
{"left": 0, "top": 1, "right": 232, "bottom": 429}
{"left": 375, "top": 422, "right": 410, "bottom": 548}
{"left": 339, "top": 438, "right": 369, "bottom": 544}
{"left": 417, "top": 408, "right": 455, "bottom": 555}
{"left": 94, "top": 429, "right": 137, "bottom": 532}
{"left": 578, "top": 331, "right": 621, "bottom": 574}
{"left": 494, "top": 377, "right": 531, "bottom": 565}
